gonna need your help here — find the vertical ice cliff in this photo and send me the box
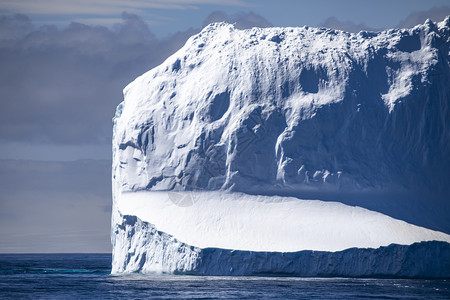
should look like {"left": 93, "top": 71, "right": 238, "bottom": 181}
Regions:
{"left": 112, "top": 17, "right": 450, "bottom": 276}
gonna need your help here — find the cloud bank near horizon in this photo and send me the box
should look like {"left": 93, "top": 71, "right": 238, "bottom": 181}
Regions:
{"left": 0, "top": 12, "right": 195, "bottom": 147}
{"left": 0, "top": 159, "right": 112, "bottom": 253}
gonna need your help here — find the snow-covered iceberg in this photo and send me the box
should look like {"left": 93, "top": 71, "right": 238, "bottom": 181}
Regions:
{"left": 112, "top": 17, "right": 450, "bottom": 277}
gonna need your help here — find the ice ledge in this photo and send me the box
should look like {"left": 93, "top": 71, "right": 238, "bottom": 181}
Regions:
{"left": 116, "top": 191, "right": 450, "bottom": 252}
{"left": 112, "top": 214, "right": 450, "bottom": 278}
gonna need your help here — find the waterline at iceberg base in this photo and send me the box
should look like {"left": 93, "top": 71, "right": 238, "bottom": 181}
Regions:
{"left": 112, "top": 17, "right": 450, "bottom": 277}
{"left": 112, "top": 214, "right": 450, "bottom": 278}
{"left": 111, "top": 191, "right": 450, "bottom": 277}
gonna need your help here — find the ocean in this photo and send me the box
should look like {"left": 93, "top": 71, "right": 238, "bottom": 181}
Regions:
{"left": 0, "top": 254, "right": 448, "bottom": 299}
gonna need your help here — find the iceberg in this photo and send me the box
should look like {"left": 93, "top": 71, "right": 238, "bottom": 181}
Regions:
{"left": 112, "top": 17, "right": 450, "bottom": 277}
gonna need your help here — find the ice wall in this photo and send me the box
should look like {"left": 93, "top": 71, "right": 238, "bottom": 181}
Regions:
{"left": 112, "top": 17, "right": 450, "bottom": 276}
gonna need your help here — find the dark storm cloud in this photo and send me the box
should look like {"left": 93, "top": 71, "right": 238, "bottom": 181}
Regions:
{"left": 0, "top": 159, "right": 112, "bottom": 252}
{"left": 0, "top": 12, "right": 196, "bottom": 145}
{"left": 397, "top": 6, "right": 450, "bottom": 28}
{"left": 202, "top": 11, "right": 273, "bottom": 29}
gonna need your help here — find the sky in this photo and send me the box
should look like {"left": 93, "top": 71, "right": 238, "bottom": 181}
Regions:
{"left": 0, "top": 0, "right": 449, "bottom": 253}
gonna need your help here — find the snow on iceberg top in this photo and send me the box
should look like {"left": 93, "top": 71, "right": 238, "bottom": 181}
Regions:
{"left": 113, "top": 17, "right": 450, "bottom": 196}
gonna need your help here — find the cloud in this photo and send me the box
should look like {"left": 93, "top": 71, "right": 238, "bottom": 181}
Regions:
{"left": 0, "top": 13, "right": 196, "bottom": 147}
{"left": 202, "top": 11, "right": 273, "bottom": 29}
{"left": 320, "top": 7, "right": 450, "bottom": 33}
{"left": 0, "top": 13, "right": 33, "bottom": 39}
{"left": 320, "top": 17, "right": 379, "bottom": 33}
{"left": 0, "top": 159, "right": 112, "bottom": 253}
{"left": 397, "top": 6, "right": 450, "bottom": 28}
{"left": 0, "top": 0, "right": 248, "bottom": 16}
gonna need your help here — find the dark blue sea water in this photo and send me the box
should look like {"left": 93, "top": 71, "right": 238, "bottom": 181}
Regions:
{"left": 0, "top": 254, "right": 449, "bottom": 299}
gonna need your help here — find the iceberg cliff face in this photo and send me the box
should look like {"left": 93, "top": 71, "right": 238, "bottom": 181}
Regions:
{"left": 114, "top": 17, "right": 450, "bottom": 196}
{"left": 112, "top": 17, "right": 450, "bottom": 276}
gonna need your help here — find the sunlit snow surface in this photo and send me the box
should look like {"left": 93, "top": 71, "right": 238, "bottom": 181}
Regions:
{"left": 117, "top": 191, "right": 450, "bottom": 252}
